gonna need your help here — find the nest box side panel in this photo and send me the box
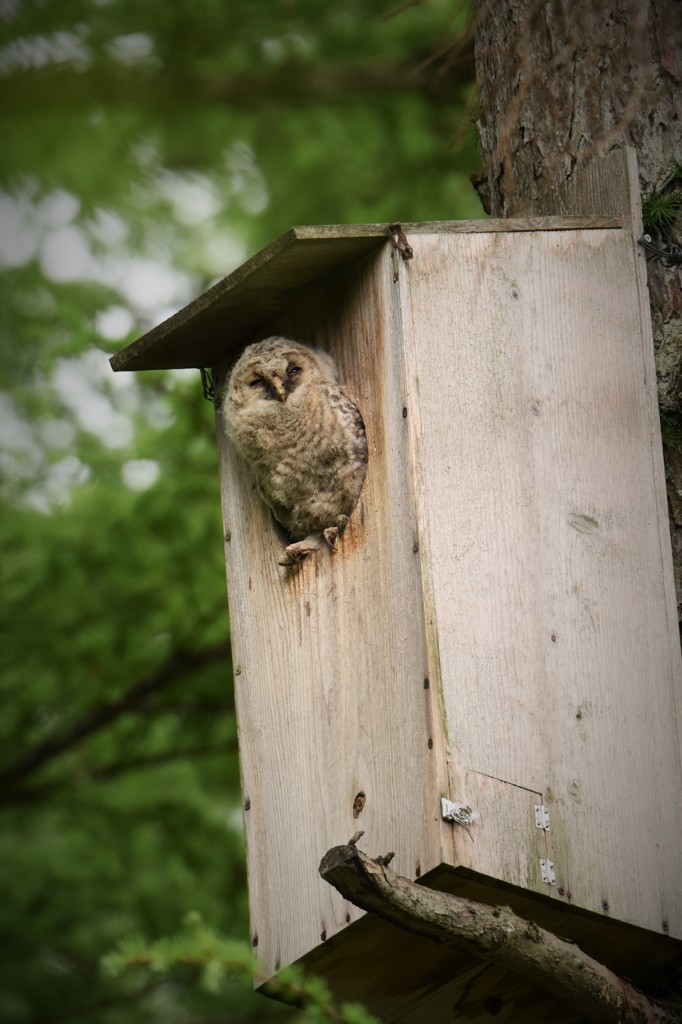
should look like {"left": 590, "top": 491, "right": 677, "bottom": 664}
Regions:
{"left": 213, "top": 246, "right": 449, "bottom": 982}
{"left": 398, "top": 226, "right": 682, "bottom": 938}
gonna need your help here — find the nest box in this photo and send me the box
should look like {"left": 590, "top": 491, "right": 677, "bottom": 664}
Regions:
{"left": 112, "top": 149, "right": 682, "bottom": 1021}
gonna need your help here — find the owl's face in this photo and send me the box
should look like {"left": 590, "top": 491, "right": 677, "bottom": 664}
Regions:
{"left": 225, "top": 337, "right": 338, "bottom": 415}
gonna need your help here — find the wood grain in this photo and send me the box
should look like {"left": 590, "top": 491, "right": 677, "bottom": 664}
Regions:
{"left": 397, "top": 224, "right": 682, "bottom": 937}
{"left": 213, "top": 247, "right": 448, "bottom": 983}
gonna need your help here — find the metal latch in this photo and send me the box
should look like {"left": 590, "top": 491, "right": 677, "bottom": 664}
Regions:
{"left": 534, "top": 804, "right": 551, "bottom": 831}
{"left": 441, "top": 798, "right": 479, "bottom": 830}
{"left": 540, "top": 859, "right": 556, "bottom": 885}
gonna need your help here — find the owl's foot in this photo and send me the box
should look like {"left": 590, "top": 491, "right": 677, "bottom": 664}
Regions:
{"left": 323, "top": 515, "right": 349, "bottom": 550}
{"left": 278, "top": 536, "right": 320, "bottom": 567}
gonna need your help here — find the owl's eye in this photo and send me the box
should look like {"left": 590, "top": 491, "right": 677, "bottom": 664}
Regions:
{"left": 286, "top": 364, "right": 302, "bottom": 378}
{"left": 249, "top": 376, "right": 265, "bottom": 389}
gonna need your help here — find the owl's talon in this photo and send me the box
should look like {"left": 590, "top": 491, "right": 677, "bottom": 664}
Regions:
{"left": 277, "top": 549, "right": 308, "bottom": 567}
{"left": 324, "top": 515, "right": 350, "bottom": 550}
{"left": 279, "top": 537, "right": 320, "bottom": 566}
{"left": 323, "top": 527, "right": 339, "bottom": 549}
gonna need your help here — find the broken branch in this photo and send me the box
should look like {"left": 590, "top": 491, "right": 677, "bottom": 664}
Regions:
{"left": 319, "top": 844, "right": 669, "bottom": 1024}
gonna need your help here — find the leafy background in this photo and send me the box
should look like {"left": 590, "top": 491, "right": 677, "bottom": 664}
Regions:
{"left": 0, "top": 2, "right": 480, "bottom": 1021}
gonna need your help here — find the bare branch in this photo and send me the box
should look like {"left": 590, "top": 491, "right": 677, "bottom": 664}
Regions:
{"left": 0, "top": 641, "right": 231, "bottom": 795}
{"left": 9, "top": 50, "right": 475, "bottom": 115}
{"left": 319, "top": 844, "right": 671, "bottom": 1024}
{"left": 1, "top": 743, "right": 235, "bottom": 805}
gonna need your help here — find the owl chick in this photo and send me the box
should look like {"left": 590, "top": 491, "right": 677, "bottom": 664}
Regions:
{"left": 223, "top": 337, "right": 368, "bottom": 567}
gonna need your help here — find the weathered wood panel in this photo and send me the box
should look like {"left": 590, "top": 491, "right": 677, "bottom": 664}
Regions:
{"left": 398, "top": 226, "right": 682, "bottom": 937}
{"left": 213, "top": 248, "right": 449, "bottom": 983}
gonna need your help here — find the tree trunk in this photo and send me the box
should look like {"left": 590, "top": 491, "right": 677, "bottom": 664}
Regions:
{"left": 473, "top": 0, "right": 682, "bottom": 615}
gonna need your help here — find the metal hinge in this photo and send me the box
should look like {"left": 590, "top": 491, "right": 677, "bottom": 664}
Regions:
{"left": 386, "top": 222, "right": 414, "bottom": 282}
{"left": 534, "top": 804, "right": 551, "bottom": 831}
{"left": 200, "top": 368, "right": 215, "bottom": 402}
{"left": 386, "top": 222, "right": 414, "bottom": 261}
{"left": 540, "top": 859, "right": 556, "bottom": 885}
{"left": 441, "top": 798, "right": 479, "bottom": 830}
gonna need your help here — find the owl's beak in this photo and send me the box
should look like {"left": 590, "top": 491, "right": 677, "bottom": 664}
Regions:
{"left": 271, "top": 376, "right": 286, "bottom": 401}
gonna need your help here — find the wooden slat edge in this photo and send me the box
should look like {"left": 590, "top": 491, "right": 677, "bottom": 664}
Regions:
{"left": 293, "top": 215, "right": 622, "bottom": 239}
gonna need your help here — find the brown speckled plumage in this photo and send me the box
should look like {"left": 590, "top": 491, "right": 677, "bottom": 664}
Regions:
{"left": 223, "top": 337, "right": 368, "bottom": 566}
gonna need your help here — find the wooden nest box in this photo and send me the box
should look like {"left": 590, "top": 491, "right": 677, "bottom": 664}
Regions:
{"left": 112, "top": 150, "right": 682, "bottom": 1021}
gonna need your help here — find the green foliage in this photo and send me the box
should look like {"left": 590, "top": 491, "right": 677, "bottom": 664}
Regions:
{"left": 660, "top": 411, "right": 682, "bottom": 452}
{"left": 642, "top": 161, "right": 682, "bottom": 234}
{"left": 102, "top": 913, "right": 260, "bottom": 990}
{"left": 0, "top": 1, "right": 479, "bottom": 1022}
{"left": 104, "top": 913, "right": 380, "bottom": 1023}
{"left": 642, "top": 188, "right": 682, "bottom": 233}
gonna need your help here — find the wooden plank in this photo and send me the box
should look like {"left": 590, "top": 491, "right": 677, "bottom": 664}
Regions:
{"left": 293, "top": 215, "right": 621, "bottom": 238}
{"left": 213, "top": 246, "right": 449, "bottom": 984}
{"left": 530, "top": 146, "right": 635, "bottom": 224}
{"left": 398, "top": 225, "right": 682, "bottom": 939}
{"left": 295, "top": 908, "right": 587, "bottom": 1024}
{"left": 110, "top": 216, "right": 621, "bottom": 373}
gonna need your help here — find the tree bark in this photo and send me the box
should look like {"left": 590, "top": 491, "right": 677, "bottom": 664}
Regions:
{"left": 473, "top": 0, "right": 682, "bottom": 615}
{"left": 320, "top": 844, "right": 671, "bottom": 1024}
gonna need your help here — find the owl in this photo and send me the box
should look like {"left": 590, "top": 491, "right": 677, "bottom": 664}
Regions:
{"left": 223, "top": 337, "right": 368, "bottom": 567}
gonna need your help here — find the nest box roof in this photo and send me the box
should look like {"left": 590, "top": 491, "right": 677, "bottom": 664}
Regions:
{"left": 109, "top": 223, "right": 393, "bottom": 372}
{"left": 109, "top": 216, "right": 621, "bottom": 373}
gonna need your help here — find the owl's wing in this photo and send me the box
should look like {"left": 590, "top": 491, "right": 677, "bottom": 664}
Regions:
{"left": 348, "top": 392, "right": 366, "bottom": 432}
{"left": 337, "top": 387, "right": 368, "bottom": 459}
{"left": 251, "top": 475, "right": 291, "bottom": 534}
